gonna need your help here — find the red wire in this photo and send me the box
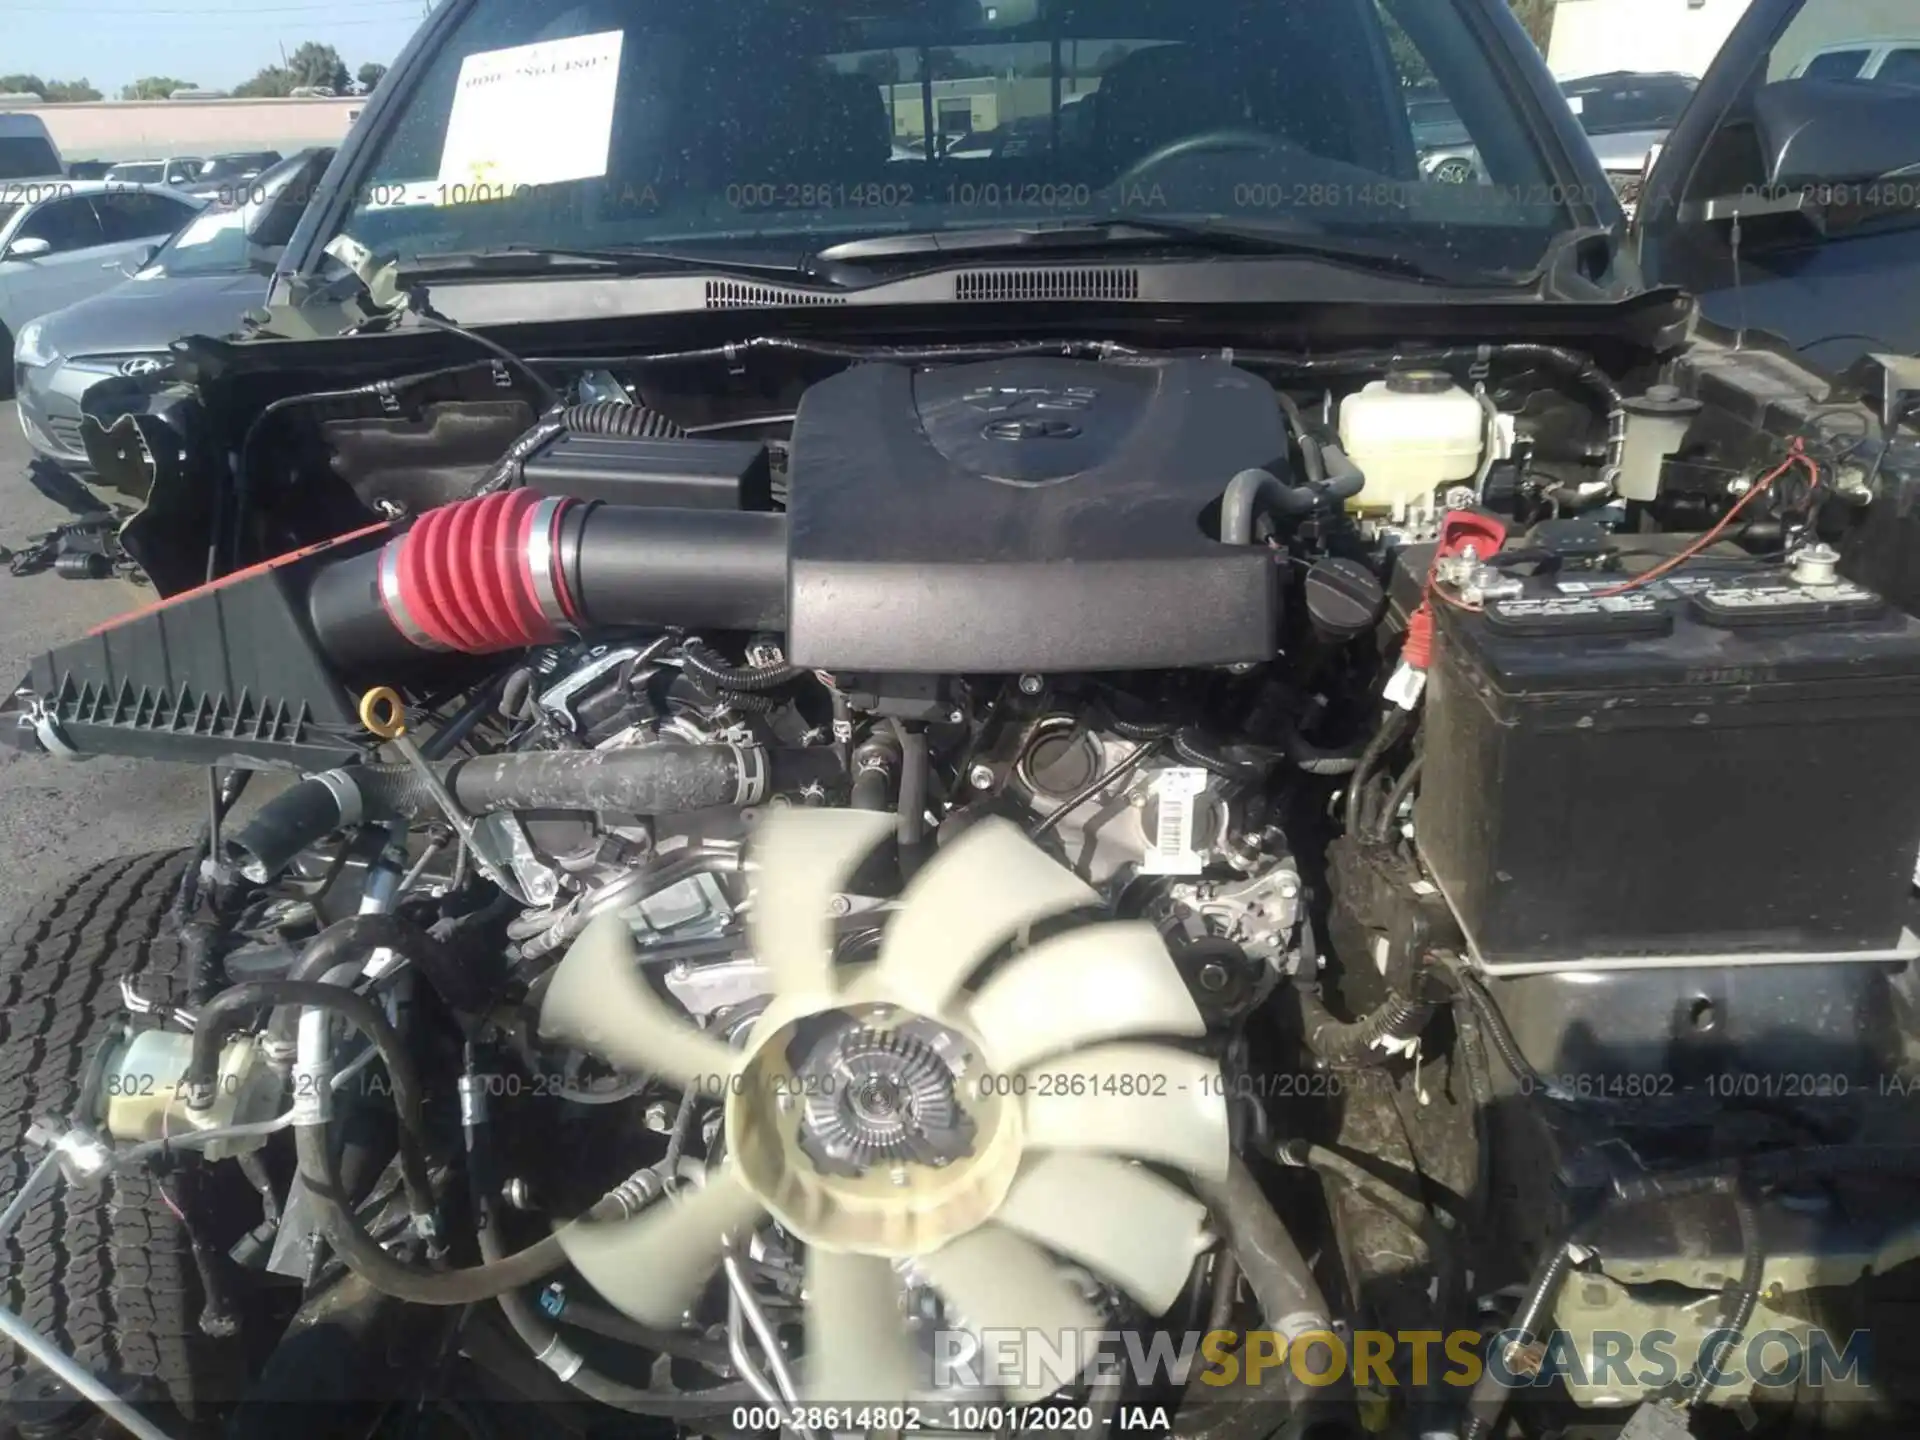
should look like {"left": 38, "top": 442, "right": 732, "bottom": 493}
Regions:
{"left": 1594, "top": 441, "right": 1819, "bottom": 599}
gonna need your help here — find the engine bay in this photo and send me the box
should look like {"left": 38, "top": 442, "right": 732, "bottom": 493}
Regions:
{"left": 5, "top": 316, "right": 1920, "bottom": 1440}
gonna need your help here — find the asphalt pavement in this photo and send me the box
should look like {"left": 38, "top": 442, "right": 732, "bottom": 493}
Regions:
{"left": 0, "top": 402, "right": 209, "bottom": 925}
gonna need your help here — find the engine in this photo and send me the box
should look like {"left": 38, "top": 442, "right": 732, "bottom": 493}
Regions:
{"left": 8, "top": 334, "right": 1920, "bottom": 1440}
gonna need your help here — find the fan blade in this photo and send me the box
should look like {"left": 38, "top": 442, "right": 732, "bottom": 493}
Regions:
{"left": 805, "top": 1249, "right": 920, "bottom": 1404}
{"left": 539, "top": 913, "right": 737, "bottom": 1089}
{"left": 966, "top": 921, "right": 1203, "bottom": 1073}
{"left": 862, "top": 817, "right": 1097, "bottom": 1017}
{"left": 1020, "top": 1044, "right": 1231, "bottom": 1182}
{"left": 916, "top": 1226, "right": 1102, "bottom": 1404}
{"left": 553, "top": 1162, "right": 766, "bottom": 1328}
{"left": 993, "top": 1154, "right": 1208, "bottom": 1316}
{"left": 749, "top": 808, "right": 894, "bottom": 1000}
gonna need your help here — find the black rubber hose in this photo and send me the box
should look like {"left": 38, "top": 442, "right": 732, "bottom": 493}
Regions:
{"left": 231, "top": 745, "right": 837, "bottom": 880}
{"left": 187, "top": 980, "right": 434, "bottom": 1219}
{"left": 1692, "top": 1187, "right": 1763, "bottom": 1407}
{"left": 1284, "top": 729, "right": 1367, "bottom": 777}
{"left": 473, "top": 416, "right": 567, "bottom": 496}
{"left": 1460, "top": 1240, "right": 1579, "bottom": 1440}
{"left": 891, "top": 720, "right": 929, "bottom": 857}
{"left": 1343, "top": 708, "right": 1412, "bottom": 839}
{"left": 1295, "top": 986, "right": 1433, "bottom": 1066}
{"left": 850, "top": 736, "right": 900, "bottom": 813}
{"left": 265, "top": 916, "right": 487, "bottom": 1054}
{"left": 1105, "top": 716, "right": 1181, "bottom": 743}
{"left": 680, "top": 643, "right": 805, "bottom": 692}
{"left": 293, "top": 1120, "right": 567, "bottom": 1306}
{"left": 1193, "top": 1157, "right": 1332, "bottom": 1359}
{"left": 1172, "top": 730, "right": 1273, "bottom": 783}
{"left": 1369, "top": 753, "right": 1425, "bottom": 844}
{"left": 1221, "top": 467, "right": 1315, "bottom": 545}
{"left": 469, "top": 1151, "right": 727, "bottom": 1411}
{"left": 1315, "top": 443, "right": 1368, "bottom": 503}
{"left": 562, "top": 401, "right": 687, "bottom": 440}
{"left": 229, "top": 777, "right": 348, "bottom": 882}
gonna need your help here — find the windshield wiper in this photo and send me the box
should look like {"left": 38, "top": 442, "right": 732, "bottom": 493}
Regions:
{"left": 398, "top": 243, "right": 833, "bottom": 285}
{"left": 812, "top": 217, "right": 1488, "bottom": 284}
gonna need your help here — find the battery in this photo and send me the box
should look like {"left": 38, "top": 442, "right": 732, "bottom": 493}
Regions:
{"left": 1415, "top": 568, "right": 1920, "bottom": 969}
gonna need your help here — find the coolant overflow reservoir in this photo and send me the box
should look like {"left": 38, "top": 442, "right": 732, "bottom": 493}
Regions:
{"left": 1338, "top": 371, "right": 1485, "bottom": 514}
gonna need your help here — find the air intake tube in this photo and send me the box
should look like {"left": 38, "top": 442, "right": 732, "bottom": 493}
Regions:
{"left": 305, "top": 491, "right": 789, "bottom": 676}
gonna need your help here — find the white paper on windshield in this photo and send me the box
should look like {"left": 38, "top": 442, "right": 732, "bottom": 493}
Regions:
{"left": 173, "top": 208, "right": 246, "bottom": 248}
{"left": 437, "top": 30, "right": 624, "bottom": 192}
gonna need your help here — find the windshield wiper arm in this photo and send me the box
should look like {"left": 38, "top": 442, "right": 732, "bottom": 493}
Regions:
{"left": 812, "top": 217, "right": 1478, "bottom": 282}
{"left": 398, "top": 244, "right": 832, "bottom": 284}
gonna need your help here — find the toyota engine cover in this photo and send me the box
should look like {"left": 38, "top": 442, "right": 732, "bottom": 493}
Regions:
{"left": 784, "top": 356, "right": 1289, "bottom": 672}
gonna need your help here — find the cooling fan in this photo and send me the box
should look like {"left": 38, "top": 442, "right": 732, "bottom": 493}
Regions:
{"left": 539, "top": 810, "right": 1230, "bottom": 1404}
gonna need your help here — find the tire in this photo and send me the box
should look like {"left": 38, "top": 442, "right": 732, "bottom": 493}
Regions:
{"left": 0, "top": 849, "right": 240, "bottom": 1418}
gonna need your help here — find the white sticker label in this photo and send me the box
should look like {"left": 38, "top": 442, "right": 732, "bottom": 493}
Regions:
{"left": 437, "top": 30, "right": 625, "bottom": 191}
{"left": 1140, "top": 767, "right": 1209, "bottom": 876}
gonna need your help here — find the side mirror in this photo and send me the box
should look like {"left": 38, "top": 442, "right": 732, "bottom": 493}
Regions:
{"left": 111, "top": 243, "right": 161, "bottom": 275}
{"left": 5, "top": 236, "right": 53, "bottom": 261}
{"left": 1755, "top": 79, "right": 1920, "bottom": 192}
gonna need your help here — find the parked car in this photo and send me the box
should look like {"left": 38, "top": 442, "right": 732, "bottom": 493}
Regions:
{"left": 1790, "top": 35, "right": 1920, "bottom": 80}
{"left": 1406, "top": 87, "right": 1479, "bottom": 182}
{"left": 184, "top": 150, "right": 286, "bottom": 197}
{"left": 0, "top": 182, "right": 205, "bottom": 391}
{"left": 0, "top": 111, "right": 63, "bottom": 181}
{"left": 64, "top": 159, "right": 113, "bottom": 181}
{"left": 1637, "top": 0, "right": 1920, "bottom": 366}
{"left": 103, "top": 156, "right": 208, "bottom": 188}
{"left": 1560, "top": 71, "right": 1698, "bottom": 213}
{"left": 13, "top": 150, "right": 332, "bottom": 470}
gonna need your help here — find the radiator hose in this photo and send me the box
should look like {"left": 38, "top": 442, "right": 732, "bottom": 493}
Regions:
{"left": 230, "top": 744, "right": 843, "bottom": 881}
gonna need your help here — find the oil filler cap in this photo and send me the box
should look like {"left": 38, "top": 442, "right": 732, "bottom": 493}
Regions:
{"left": 1304, "top": 558, "right": 1386, "bottom": 644}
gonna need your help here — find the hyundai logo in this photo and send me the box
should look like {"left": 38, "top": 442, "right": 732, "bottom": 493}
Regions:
{"left": 117, "top": 357, "right": 166, "bottom": 377}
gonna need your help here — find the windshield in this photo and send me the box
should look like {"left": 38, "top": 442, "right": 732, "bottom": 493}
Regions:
{"left": 107, "top": 162, "right": 166, "bottom": 184}
{"left": 1562, "top": 75, "right": 1696, "bottom": 136}
{"left": 334, "top": 0, "right": 1578, "bottom": 279}
{"left": 0, "top": 135, "right": 62, "bottom": 181}
{"left": 136, "top": 205, "right": 255, "bottom": 278}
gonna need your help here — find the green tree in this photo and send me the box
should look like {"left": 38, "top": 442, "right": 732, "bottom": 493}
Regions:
{"left": 356, "top": 61, "right": 388, "bottom": 91}
{"left": 1509, "top": 0, "right": 1556, "bottom": 52}
{"left": 121, "top": 76, "right": 197, "bottom": 100}
{"left": 287, "top": 41, "right": 351, "bottom": 92}
{"left": 46, "top": 78, "right": 102, "bottom": 101}
{"left": 924, "top": 47, "right": 993, "bottom": 80}
{"left": 0, "top": 74, "right": 47, "bottom": 97}
{"left": 233, "top": 65, "right": 294, "bottom": 98}
{"left": 854, "top": 51, "right": 901, "bottom": 86}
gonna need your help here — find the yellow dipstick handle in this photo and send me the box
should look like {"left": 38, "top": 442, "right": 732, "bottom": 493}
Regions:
{"left": 359, "top": 687, "right": 408, "bottom": 741}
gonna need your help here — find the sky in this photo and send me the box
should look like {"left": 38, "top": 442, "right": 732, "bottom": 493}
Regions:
{"left": 2, "top": 0, "right": 432, "bottom": 92}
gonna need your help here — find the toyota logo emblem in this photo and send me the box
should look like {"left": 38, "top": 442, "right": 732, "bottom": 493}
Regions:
{"left": 118, "top": 357, "right": 166, "bottom": 377}
{"left": 983, "top": 417, "right": 1082, "bottom": 441}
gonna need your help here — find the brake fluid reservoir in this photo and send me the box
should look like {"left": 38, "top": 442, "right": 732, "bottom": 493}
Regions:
{"left": 1338, "top": 371, "right": 1486, "bottom": 514}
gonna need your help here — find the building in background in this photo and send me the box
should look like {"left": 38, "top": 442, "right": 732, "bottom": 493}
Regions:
{"left": 6, "top": 97, "right": 359, "bottom": 166}
{"left": 1547, "top": 0, "right": 1756, "bottom": 78}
